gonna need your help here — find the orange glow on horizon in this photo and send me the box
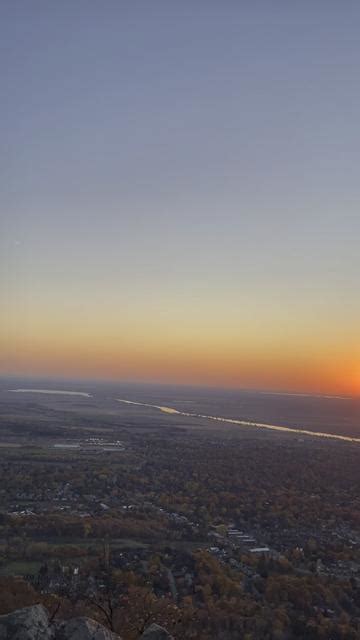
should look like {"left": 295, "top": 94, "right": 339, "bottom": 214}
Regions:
{"left": 2, "top": 294, "right": 359, "bottom": 398}
{"left": 1, "top": 328, "right": 359, "bottom": 398}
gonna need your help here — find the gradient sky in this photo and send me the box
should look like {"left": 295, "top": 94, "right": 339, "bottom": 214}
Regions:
{"left": 1, "top": 2, "right": 360, "bottom": 395}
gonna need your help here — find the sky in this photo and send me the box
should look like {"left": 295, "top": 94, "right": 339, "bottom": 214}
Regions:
{"left": 1, "top": 1, "right": 360, "bottom": 396}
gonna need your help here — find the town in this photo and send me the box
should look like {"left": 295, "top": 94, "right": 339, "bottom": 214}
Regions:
{"left": 0, "top": 389, "right": 359, "bottom": 639}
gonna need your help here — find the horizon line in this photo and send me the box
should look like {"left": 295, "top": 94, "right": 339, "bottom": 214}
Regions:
{"left": 0, "top": 371, "right": 356, "bottom": 401}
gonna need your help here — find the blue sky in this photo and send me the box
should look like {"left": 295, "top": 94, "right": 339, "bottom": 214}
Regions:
{"left": 1, "top": 2, "right": 360, "bottom": 393}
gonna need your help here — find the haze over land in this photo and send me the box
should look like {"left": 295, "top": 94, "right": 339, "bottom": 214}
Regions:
{"left": 2, "top": 377, "right": 360, "bottom": 440}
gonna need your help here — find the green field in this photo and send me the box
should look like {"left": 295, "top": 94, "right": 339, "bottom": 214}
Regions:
{"left": 0, "top": 560, "right": 42, "bottom": 576}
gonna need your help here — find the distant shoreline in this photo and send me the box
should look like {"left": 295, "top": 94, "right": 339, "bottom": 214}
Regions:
{"left": 117, "top": 399, "right": 360, "bottom": 445}
{"left": 9, "top": 388, "right": 92, "bottom": 398}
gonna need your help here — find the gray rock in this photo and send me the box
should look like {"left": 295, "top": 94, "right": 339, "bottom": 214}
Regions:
{"left": 0, "top": 604, "right": 53, "bottom": 639}
{"left": 55, "top": 616, "right": 120, "bottom": 640}
{"left": 0, "top": 606, "right": 122, "bottom": 640}
{"left": 140, "top": 623, "right": 174, "bottom": 640}
{"left": 0, "top": 605, "right": 174, "bottom": 640}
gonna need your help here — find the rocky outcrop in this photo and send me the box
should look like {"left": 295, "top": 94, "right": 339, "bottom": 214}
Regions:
{"left": 56, "top": 616, "right": 121, "bottom": 640}
{"left": 0, "top": 605, "right": 120, "bottom": 639}
{"left": 140, "top": 624, "right": 174, "bottom": 640}
{"left": 0, "top": 604, "right": 53, "bottom": 639}
{"left": 0, "top": 605, "right": 174, "bottom": 640}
